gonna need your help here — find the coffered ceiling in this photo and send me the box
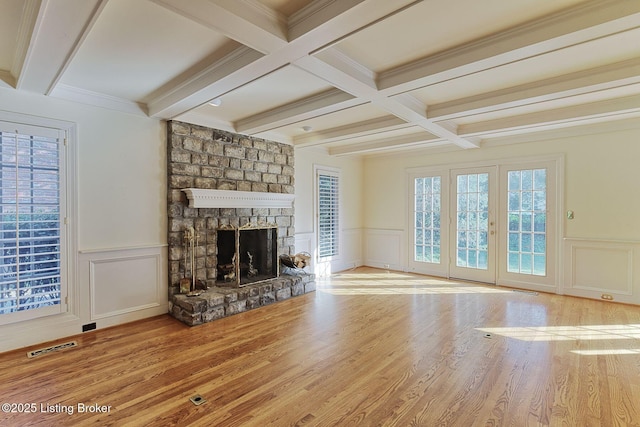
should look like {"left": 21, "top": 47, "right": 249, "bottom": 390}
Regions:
{"left": 1, "top": 0, "right": 639, "bottom": 155}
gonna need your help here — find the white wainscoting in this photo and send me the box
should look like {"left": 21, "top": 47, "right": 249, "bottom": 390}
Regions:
{"left": 295, "top": 232, "right": 314, "bottom": 256}
{"left": 295, "top": 232, "right": 314, "bottom": 272}
{"left": 338, "top": 228, "right": 363, "bottom": 272}
{"left": 364, "top": 229, "right": 405, "bottom": 271}
{"left": 296, "top": 229, "right": 363, "bottom": 276}
{"left": 79, "top": 245, "right": 168, "bottom": 327}
{"left": 563, "top": 238, "right": 640, "bottom": 305}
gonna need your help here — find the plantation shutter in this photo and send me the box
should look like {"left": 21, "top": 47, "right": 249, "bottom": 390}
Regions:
{"left": 0, "top": 123, "right": 64, "bottom": 320}
{"left": 318, "top": 172, "right": 339, "bottom": 258}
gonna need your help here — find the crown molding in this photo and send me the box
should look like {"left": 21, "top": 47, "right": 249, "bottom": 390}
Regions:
{"left": 49, "top": 84, "right": 148, "bottom": 116}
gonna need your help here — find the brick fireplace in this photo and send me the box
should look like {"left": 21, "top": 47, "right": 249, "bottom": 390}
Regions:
{"left": 167, "top": 121, "right": 314, "bottom": 326}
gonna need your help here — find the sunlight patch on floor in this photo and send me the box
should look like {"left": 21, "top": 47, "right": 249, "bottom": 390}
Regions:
{"left": 316, "top": 270, "right": 513, "bottom": 295}
{"left": 571, "top": 349, "right": 640, "bottom": 356}
{"left": 319, "top": 286, "right": 512, "bottom": 295}
{"left": 328, "top": 272, "right": 417, "bottom": 280}
{"left": 477, "top": 324, "right": 640, "bottom": 342}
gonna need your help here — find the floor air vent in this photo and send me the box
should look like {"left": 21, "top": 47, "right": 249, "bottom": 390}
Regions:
{"left": 27, "top": 341, "right": 78, "bottom": 359}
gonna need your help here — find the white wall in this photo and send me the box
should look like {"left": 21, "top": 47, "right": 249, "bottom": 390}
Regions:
{"left": 362, "top": 123, "right": 640, "bottom": 303}
{"left": 0, "top": 87, "right": 167, "bottom": 352}
{"left": 295, "top": 147, "right": 364, "bottom": 275}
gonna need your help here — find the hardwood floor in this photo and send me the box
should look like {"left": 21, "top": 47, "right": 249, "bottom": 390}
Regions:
{"left": 2, "top": 267, "right": 640, "bottom": 426}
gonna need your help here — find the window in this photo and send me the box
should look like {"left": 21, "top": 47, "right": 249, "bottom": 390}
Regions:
{"left": 0, "top": 123, "right": 65, "bottom": 321}
{"left": 414, "top": 176, "right": 441, "bottom": 263}
{"left": 317, "top": 170, "right": 339, "bottom": 259}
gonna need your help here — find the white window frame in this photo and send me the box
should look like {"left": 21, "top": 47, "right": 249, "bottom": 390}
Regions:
{"left": 314, "top": 165, "right": 341, "bottom": 263}
{"left": 0, "top": 112, "right": 77, "bottom": 326}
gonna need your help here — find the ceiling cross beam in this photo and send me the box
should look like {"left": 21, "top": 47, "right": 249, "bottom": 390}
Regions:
{"left": 294, "top": 52, "right": 480, "bottom": 149}
{"left": 458, "top": 94, "right": 640, "bottom": 137}
{"left": 293, "top": 116, "right": 411, "bottom": 148}
{"left": 15, "top": 0, "right": 107, "bottom": 95}
{"left": 147, "top": 0, "right": 423, "bottom": 119}
{"left": 428, "top": 57, "right": 640, "bottom": 121}
{"left": 235, "top": 88, "right": 364, "bottom": 134}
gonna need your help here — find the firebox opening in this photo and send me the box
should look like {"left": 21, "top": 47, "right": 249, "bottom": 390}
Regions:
{"left": 216, "top": 226, "right": 278, "bottom": 287}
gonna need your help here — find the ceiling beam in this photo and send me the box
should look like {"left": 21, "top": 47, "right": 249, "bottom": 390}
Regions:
{"left": 16, "top": 0, "right": 107, "bottom": 94}
{"left": 147, "top": 46, "right": 265, "bottom": 118}
{"left": 294, "top": 116, "right": 410, "bottom": 147}
{"left": 7, "top": 0, "right": 40, "bottom": 87}
{"left": 428, "top": 57, "right": 640, "bottom": 121}
{"left": 458, "top": 94, "right": 640, "bottom": 137}
{"left": 295, "top": 53, "right": 479, "bottom": 148}
{"left": 235, "top": 88, "right": 362, "bottom": 134}
{"left": 150, "top": 0, "right": 288, "bottom": 53}
{"left": 378, "top": 0, "right": 640, "bottom": 96}
{"left": 328, "top": 132, "right": 446, "bottom": 156}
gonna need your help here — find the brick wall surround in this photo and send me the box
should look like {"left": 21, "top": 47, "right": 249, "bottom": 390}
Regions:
{"left": 166, "top": 120, "right": 297, "bottom": 299}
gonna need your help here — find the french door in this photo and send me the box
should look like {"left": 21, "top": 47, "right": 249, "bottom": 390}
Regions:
{"left": 409, "top": 158, "right": 558, "bottom": 291}
{"left": 449, "top": 167, "right": 497, "bottom": 283}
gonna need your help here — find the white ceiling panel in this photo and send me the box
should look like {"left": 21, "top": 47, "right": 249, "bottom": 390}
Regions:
{"left": 188, "top": 65, "right": 336, "bottom": 124}
{"left": 59, "top": 0, "right": 238, "bottom": 101}
{"left": 334, "top": 0, "right": 586, "bottom": 73}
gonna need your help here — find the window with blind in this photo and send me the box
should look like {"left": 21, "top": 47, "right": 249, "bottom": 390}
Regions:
{"left": 317, "top": 171, "right": 339, "bottom": 259}
{"left": 0, "top": 125, "right": 64, "bottom": 320}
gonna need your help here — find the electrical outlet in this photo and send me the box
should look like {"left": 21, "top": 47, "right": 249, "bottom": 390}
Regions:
{"left": 383, "top": 264, "right": 390, "bottom": 269}
{"left": 601, "top": 294, "right": 614, "bottom": 301}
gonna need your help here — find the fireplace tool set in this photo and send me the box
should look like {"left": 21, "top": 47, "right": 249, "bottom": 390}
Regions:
{"left": 180, "top": 226, "right": 202, "bottom": 296}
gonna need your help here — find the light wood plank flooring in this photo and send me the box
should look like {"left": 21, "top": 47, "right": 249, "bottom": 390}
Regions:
{"left": 2, "top": 267, "right": 640, "bottom": 426}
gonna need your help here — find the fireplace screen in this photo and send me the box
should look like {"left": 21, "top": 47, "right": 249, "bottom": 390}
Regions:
{"left": 216, "top": 225, "right": 278, "bottom": 287}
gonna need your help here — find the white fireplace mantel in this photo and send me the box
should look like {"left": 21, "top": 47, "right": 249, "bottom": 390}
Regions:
{"left": 182, "top": 188, "right": 295, "bottom": 209}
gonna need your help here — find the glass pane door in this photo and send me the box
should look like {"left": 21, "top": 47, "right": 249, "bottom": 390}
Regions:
{"left": 450, "top": 167, "right": 496, "bottom": 283}
{"left": 499, "top": 160, "right": 557, "bottom": 292}
{"left": 507, "top": 169, "right": 547, "bottom": 275}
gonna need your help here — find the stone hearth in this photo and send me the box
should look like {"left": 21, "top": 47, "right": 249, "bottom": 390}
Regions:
{"left": 171, "top": 273, "right": 316, "bottom": 326}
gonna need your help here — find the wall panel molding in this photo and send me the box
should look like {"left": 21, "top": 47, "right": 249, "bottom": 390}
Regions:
{"left": 364, "top": 228, "right": 404, "bottom": 271}
{"left": 79, "top": 245, "right": 168, "bottom": 325}
{"left": 563, "top": 238, "right": 640, "bottom": 304}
